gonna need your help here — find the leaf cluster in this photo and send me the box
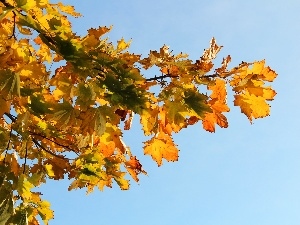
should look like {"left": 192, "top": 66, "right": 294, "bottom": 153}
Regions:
{"left": 0, "top": 0, "right": 277, "bottom": 223}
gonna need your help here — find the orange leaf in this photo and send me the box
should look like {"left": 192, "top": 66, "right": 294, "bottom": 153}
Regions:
{"left": 125, "top": 156, "right": 146, "bottom": 182}
{"left": 208, "top": 78, "right": 227, "bottom": 101}
{"left": 248, "top": 60, "right": 277, "bottom": 82}
{"left": 234, "top": 91, "right": 271, "bottom": 121}
{"left": 144, "top": 132, "right": 178, "bottom": 166}
{"left": 202, "top": 112, "right": 228, "bottom": 132}
{"left": 99, "top": 142, "right": 115, "bottom": 158}
{"left": 202, "top": 79, "right": 229, "bottom": 132}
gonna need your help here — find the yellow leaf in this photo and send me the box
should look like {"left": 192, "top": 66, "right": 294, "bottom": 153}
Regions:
{"left": 117, "top": 38, "right": 131, "bottom": 51}
{"left": 56, "top": 2, "right": 81, "bottom": 17}
{"left": 140, "top": 106, "right": 158, "bottom": 135}
{"left": 37, "top": 200, "right": 54, "bottom": 224}
{"left": 113, "top": 172, "right": 129, "bottom": 190}
{"left": 16, "top": 0, "right": 36, "bottom": 10}
{"left": 263, "top": 88, "right": 277, "bottom": 100}
{"left": 44, "top": 164, "right": 55, "bottom": 177}
{"left": 17, "top": 174, "right": 34, "bottom": 200}
{"left": 36, "top": 0, "right": 49, "bottom": 7}
{"left": 144, "top": 132, "right": 178, "bottom": 166}
{"left": 37, "top": 120, "right": 48, "bottom": 130}
{"left": 97, "top": 179, "right": 112, "bottom": 191}
{"left": 234, "top": 91, "right": 271, "bottom": 121}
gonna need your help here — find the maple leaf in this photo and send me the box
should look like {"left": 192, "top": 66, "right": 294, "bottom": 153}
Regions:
{"left": 117, "top": 38, "right": 131, "bottom": 51}
{"left": 44, "top": 157, "right": 70, "bottom": 180}
{"left": 17, "top": 174, "right": 34, "bottom": 200}
{"left": 183, "top": 90, "right": 212, "bottom": 117}
{"left": 36, "top": 200, "right": 54, "bottom": 224}
{"left": 56, "top": 2, "right": 82, "bottom": 17}
{"left": 202, "top": 79, "right": 229, "bottom": 132}
{"left": 140, "top": 105, "right": 159, "bottom": 135}
{"left": 0, "top": 70, "right": 20, "bottom": 99}
{"left": 144, "top": 131, "right": 179, "bottom": 166}
{"left": 230, "top": 60, "right": 277, "bottom": 122}
{"left": 234, "top": 91, "right": 271, "bottom": 121}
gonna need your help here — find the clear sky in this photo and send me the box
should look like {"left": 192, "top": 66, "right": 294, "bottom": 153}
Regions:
{"left": 40, "top": 1, "right": 300, "bottom": 224}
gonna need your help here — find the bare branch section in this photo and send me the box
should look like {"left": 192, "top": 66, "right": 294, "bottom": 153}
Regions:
{"left": 145, "top": 73, "right": 222, "bottom": 82}
{"left": 145, "top": 74, "right": 179, "bottom": 81}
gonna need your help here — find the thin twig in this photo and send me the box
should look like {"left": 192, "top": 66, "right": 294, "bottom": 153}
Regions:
{"left": 4, "top": 112, "right": 16, "bottom": 122}
{"left": 145, "top": 72, "right": 223, "bottom": 82}
{"left": 31, "top": 138, "right": 67, "bottom": 159}
{"left": 202, "top": 73, "right": 219, "bottom": 78}
{"left": 29, "top": 131, "right": 79, "bottom": 156}
{"left": 145, "top": 74, "right": 179, "bottom": 81}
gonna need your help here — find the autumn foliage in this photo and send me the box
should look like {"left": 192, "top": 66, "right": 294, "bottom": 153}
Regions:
{"left": 0, "top": 0, "right": 277, "bottom": 224}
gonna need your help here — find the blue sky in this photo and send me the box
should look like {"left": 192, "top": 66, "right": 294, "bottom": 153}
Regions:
{"left": 41, "top": 1, "right": 300, "bottom": 224}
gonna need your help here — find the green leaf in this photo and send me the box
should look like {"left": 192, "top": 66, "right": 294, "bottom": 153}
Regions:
{"left": 165, "top": 101, "right": 187, "bottom": 125}
{"left": 0, "top": 7, "right": 14, "bottom": 21}
{"left": 75, "top": 83, "right": 96, "bottom": 109}
{"left": 37, "top": 200, "right": 54, "bottom": 223}
{"left": 0, "top": 70, "right": 20, "bottom": 99}
{"left": 28, "top": 94, "right": 51, "bottom": 115}
{"left": 17, "top": 174, "right": 34, "bottom": 200}
{"left": 6, "top": 209, "right": 28, "bottom": 225}
{"left": 0, "top": 184, "right": 13, "bottom": 225}
{"left": 16, "top": 0, "right": 36, "bottom": 11}
{"left": 51, "top": 100, "right": 79, "bottom": 129}
{"left": 16, "top": 0, "right": 27, "bottom": 7}
{"left": 183, "top": 90, "right": 212, "bottom": 117}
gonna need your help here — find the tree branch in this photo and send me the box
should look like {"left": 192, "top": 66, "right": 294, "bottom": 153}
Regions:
{"left": 145, "top": 72, "right": 225, "bottom": 82}
{"left": 145, "top": 74, "right": 179, "bottom": 81}
{"left": 31, "top": 138, "right": 67, "bottom": 159}
{"left": 4, "top": 112, "right": 16, "bottom": 122}
{"left": 201, "top": 73, "right": 219, "bottom": 78}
